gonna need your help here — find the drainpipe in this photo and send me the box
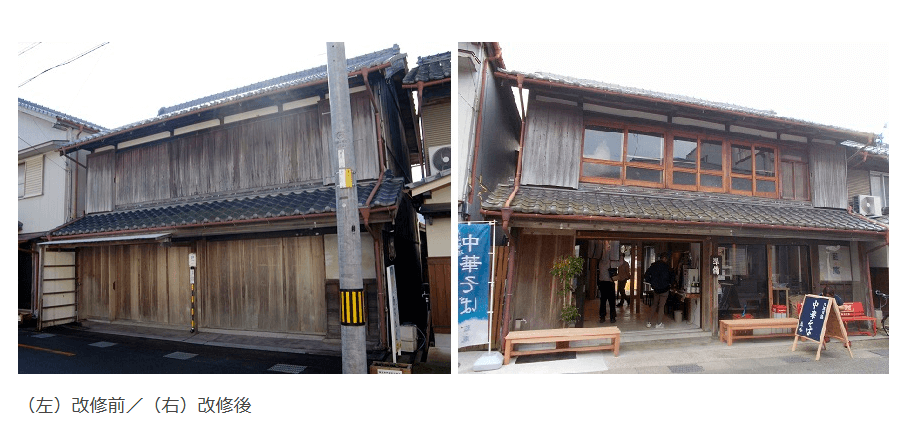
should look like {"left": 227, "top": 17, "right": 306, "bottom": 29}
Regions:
{"left": 416, "top": 81, "right": 428, "bottom": 178}
{"left": 361, "top": 68, "right": 389, "bottom": 348}
{"left": 466, "top": 48, "right": 502, "bottom": 219}
{"left": 498, "top": 74, "right": 527, "bottom": 343}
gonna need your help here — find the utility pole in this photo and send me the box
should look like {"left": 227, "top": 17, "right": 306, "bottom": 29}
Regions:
{"left": 326, "top": 42, "right": 367, "bottom": 374}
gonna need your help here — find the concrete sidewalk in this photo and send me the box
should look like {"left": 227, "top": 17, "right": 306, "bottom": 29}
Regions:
{"left": 458, "top": 334, "right": 889, "bottom": 374}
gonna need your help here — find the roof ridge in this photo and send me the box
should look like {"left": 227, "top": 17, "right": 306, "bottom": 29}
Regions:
{"left": 158, "top": 45, "right": 401, "bottom": 115}
{"left": 18, "top": 98, "right": 107, "bottom": 131}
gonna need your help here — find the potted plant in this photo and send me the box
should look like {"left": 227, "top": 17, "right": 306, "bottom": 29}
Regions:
{"left": 551, "top": 255, "right": 584, "bottom": 327}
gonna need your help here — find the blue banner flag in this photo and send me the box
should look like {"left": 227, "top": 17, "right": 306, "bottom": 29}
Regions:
{"left": 458, "top": 223, "right": 491, "bottom": 348}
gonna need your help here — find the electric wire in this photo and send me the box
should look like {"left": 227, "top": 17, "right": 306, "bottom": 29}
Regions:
{"left": 19, "top": 42, "right": 109, "bottom": 88}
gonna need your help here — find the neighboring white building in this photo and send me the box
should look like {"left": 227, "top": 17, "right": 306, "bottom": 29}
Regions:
{"left": 18, "top": 98, "right": 104, "bottom": 320}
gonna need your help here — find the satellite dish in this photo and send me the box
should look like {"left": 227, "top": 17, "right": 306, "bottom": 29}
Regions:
{"left": 431, "top": 146, "right": 451, "bottom": 171}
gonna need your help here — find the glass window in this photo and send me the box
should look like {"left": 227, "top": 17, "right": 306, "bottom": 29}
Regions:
{"left": 626, "top": 131, "right": 663, "bottom": 165}
{"left": 626, "top": 167, "right": 662, "bottom": 183}
{"left": 870, "top": 172, "right": 889, "bottom": 209}
{"left": 584, "top": 126, "right": 623, "bottom": 161}
{"left": 731, "top": 145, "right": 752, "bottom": 175}
{"left": 583, "top": 163, "right": 621, "bottom": 180}
{"left": 18, "top": 163, "right": 25, "bottom": 198}
{"left": 732, "top": 177, "right": 752, "bottom": 192}
{"left": 701, "top": 174, "right": 722, "bottom": 188}
{"left": 718, "top": 244, "right": 768, "bottom": 319}
{"left": 700, "top": 140, "right": 723, "bottom": 171}
{"left": 772, "top": 245, "right": 811, "bottom": 297}
{"left": 755, "top": 147, "right": 775, "bottom": 177}
{"left": 673, "top": 171, "right": 696, "bottom": 186}
{"left": 672, "top": 137, "right": 697, "bottom": 169}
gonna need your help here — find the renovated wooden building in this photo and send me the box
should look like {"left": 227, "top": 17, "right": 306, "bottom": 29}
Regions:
{"left": 39, "top": 46, "right": 425, "bottom": 354}
{"left": 477, "top": 69, "right": 888, "bottom": 340}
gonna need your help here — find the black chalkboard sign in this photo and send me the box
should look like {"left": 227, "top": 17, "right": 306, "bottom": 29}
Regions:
{"left": 792, "top": 294, "right": 853, "bottom": 360}
{"left": 796, "top": 295, "right": 831, "bottom": 341}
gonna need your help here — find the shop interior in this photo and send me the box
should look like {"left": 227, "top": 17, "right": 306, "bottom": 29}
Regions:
{"left": 576, "top": 239, "right": 702, "bottom": 333}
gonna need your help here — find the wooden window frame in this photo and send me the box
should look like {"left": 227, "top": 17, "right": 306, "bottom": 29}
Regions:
{"left": 667, "top": 135, "right": 728, "bottom": 193}
{"left": 580, "top": 121, "right": 666, "bottom": 188}
{"left": 579, "top": 118, "right": 807, "bottom": 201}
{"left": 729, "top": 142, "right": 779, "bottom": 198}
{"left": 779, "top": 148, "right": 810, "bottom": 201}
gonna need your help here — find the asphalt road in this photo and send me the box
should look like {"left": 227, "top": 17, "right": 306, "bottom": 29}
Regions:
{"left": 19, "top": 325, "right": 343, "bottom": 374}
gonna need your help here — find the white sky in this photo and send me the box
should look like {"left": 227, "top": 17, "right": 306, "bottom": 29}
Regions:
{"left": 17, "top": 41, "right": 450, "bottom": 130}
{"left": 499, "top": 42, "right": 891, "bottom": 142}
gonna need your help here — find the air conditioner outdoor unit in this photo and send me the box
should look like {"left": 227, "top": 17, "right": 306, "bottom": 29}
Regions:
{"left": 858, "top": 195, "right": 881, "bottom": 216}
{"left": 428, "top": 145, "right": 452, "bottom": 172}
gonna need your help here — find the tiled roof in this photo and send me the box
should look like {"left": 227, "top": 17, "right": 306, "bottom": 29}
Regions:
{"left": 52, "top": 177, "right": 404, "bottom": 237}
{"left": 402, "top": 52, "right": 451, "bottom": 84}
{"left": 483, "top": 183, "right": 887, "bottom": 233}
{"left": 498, "top": 69, "right": 874, "bottom": 138}
{"left": 18, "top": 98, "right": 107, "bottom": 131}
{"left": 841, "top": 140, "right": 889, "bottom": 158}
{"left": 64, "top": 45, "right": 405, "bottom": 148}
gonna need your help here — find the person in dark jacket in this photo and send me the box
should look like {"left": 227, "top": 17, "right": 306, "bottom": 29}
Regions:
{"left": 644, "top": 252, "right": 674, "bottom": 328}
{"left": 598, "top": 258, "right": 617, "bottom": 323}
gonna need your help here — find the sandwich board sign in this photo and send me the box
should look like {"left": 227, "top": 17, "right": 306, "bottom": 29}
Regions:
{"left": 791, "top": 294, "right": 853, "bottom": 360}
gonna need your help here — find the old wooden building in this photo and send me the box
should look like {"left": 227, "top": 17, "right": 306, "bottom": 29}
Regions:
{"left": 477, "top": 69, "right": 888, "bottom": 342}
{"left": 39, "top": 45, "right": 425, "bottom": 354}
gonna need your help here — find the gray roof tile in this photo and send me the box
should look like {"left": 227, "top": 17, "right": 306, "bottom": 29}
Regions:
{"left": 64, "top": 45, "right": 405, "bottom": 148}
{"left": 53, "top": 177, "right": 404, "bottom": 237}
{"left": 18, "top": 98, "right": 107, "bottom": 131}
{"left": 402, "top": 52, "right": 451, "bottom": 84}
{"left": 483, "top": 183, "right": 887, "bottom": 233}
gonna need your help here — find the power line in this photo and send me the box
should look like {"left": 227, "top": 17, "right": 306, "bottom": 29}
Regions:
{"left": 19, "top": 42, "right": 41, "bottom": 56}
{"left": 19, "top": 42, "right": 109, "bottom": 88}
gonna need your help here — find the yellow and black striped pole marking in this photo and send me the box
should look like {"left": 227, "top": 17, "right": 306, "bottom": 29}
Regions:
{"left": 190, "top": 266, "right": 196, "bottom": 333}
{"left": 340, "top": 289, "right": 366, "bottom": 326}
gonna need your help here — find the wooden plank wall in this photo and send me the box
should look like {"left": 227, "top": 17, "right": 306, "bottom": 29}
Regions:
{"left": 810, "top": 144, "right": 847, "bottom": 209}
{"left": 86, "top": 152, "right": 114, "bottom": 213}
{"left": 427, "top": 257, "right": 451, "bottom": 334}
{"left": 86, "top": 92, "right": 378, "bottom": 211}
{"left": 318, "top": 93, "right": 379, "bottom": 185}
{"left": 78, "top": 244, "right": 190, "bottom": 326}
{"left": 200, "top": 236, "right": 327, "bottom": 335}
{"left": 511, "top": 232, "right": 576, "bottom": 330}
{"left": 520, "top": 99, "right": 583, "bottom": 189}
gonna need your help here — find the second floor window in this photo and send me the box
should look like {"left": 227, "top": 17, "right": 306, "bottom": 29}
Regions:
{"left": 580, "top": 123, "right": 805, "bottom": 200}
{"left": 582, "top": 125, "right": 664, "bottom": 185}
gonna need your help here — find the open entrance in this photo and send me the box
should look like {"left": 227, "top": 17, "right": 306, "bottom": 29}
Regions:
{"left": 576, "top": 238, "right": 703, "bottom": 334}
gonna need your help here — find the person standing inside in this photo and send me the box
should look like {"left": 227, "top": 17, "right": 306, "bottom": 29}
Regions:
{"left": 598, "top": 258, "right": 617, "bottom": 323}
{"left": 644, "top": 252, "right": 674, "bottom": 328}
{"left": 615, "top": 253, "right": 631, "bottom": 307}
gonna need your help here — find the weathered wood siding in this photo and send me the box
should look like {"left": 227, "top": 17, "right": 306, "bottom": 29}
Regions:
{"left": 810, "top": 144, "right": 847, "bottom": 208}
{"left": 847, "top": 168, "right": 871, "bottom": 200}
{"left": 520, "top": 100, "right": 583, "bottom": 189}
{"left": 200, "top": 236, "right": 327, "bottom": 335}
{"left": 318, "top": 93, "right": 379, "bottom": 185}
{"left": 511, "top": 232, "right": 576, "bottom": 330}
{"left": 85, "top": 92, "right": 378, "bottom": 209}
{"left": 86, "top": 152, "right": 114, "bottom": 213}
{"left": 427, "top": 257, "right": 451, "bottom": 334}
{"left": 78, "top": 245, "right": 190, "bottom": 326}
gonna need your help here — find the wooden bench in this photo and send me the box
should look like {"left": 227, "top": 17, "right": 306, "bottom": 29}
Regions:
{"left": 795, "top": 301, "right": 877, "bottom": 336}
{"left": 719, "top": 318, "right": 799, "bottom": 345}
{"left": 503, "top": 327, "right": 620, "bottom": 365}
